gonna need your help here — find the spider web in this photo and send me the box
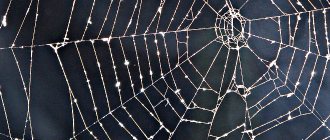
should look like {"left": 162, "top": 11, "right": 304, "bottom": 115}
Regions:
{"left": 0, "top": 0, "right": 330, "bottom": 139}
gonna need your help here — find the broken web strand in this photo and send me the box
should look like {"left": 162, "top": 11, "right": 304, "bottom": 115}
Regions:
{"left": 0, "top": 0, "right": 13, "bottom": 29}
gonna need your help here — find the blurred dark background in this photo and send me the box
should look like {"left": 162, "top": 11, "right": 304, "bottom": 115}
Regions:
{"left": 0, "top": 0, "right": 330, "bottom": 139}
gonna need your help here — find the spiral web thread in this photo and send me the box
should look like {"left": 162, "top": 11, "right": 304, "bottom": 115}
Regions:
{"left": 0, "top": 0, "right": 330, "bottom": 139}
